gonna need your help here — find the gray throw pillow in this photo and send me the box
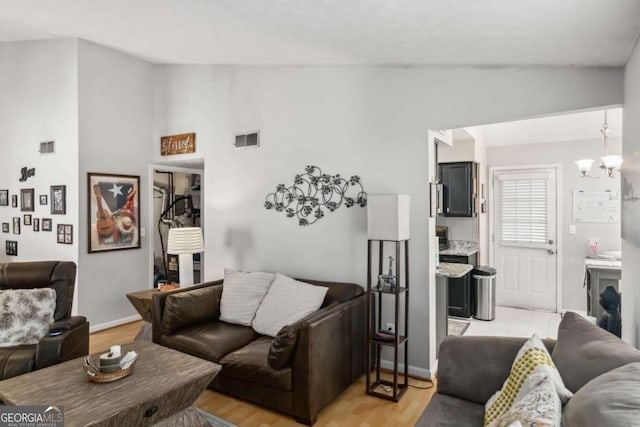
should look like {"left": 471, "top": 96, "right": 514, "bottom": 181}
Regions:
{"left": 563, "top": 362, "right": 640, "bottom": 426}
{"left": 551, "top": 312, "right": 640, "bottom": 392}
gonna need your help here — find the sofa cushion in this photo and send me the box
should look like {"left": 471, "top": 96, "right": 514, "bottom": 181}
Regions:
{"left": 563, "top": 362, "right": 640, "bottom": 426}
{"left": 161, "top": 286, "right": 221, "bottom": 335}
{"left": 268, "top": 301, "right": 340, "bottom": 370}
{"left": 485, "top": 334, "right": 571, "bottom": 426}
{"left": 552, "top": 311, "right": 640, "bottom": 393}
{"left": 219, "top": 269, "right": 274, "bottom": 326}
{"left": 160, "top": 321, "right": 258, "bottom": 363}
{"left": 0, "top": 345, "right": 36, "bottom": 380}
{"left": 253, "top": 274, "right": 328, "bottom": 337}
{"left": 0, "top": 288, "right": 56, "bottom": 347}
{"left": 489, "top": 373, "right": 561, "bottom": 427}
{"left": 415, "top": 393, "right": 484, "bottom": 427}
{"left": 220, "top": 336, "right": 292, "bottom": 392}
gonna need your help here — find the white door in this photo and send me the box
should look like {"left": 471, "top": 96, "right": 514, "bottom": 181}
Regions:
{"left": 492, "top": 168, "right": 557, "bottom": 312}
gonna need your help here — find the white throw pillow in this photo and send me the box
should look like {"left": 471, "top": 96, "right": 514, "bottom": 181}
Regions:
{"left": 485, "top": 334, "right": 572, "bottom": 427}
{"left": 490, "top": 373, "right": 562, "bottom": 427}
{"left": 252, "top": 273, "right": 328, "bottom": 337}
{"left": 0, "top": 288, "right": 56, "bottom": 347}
{"left": 219, "top": 269, "right": 275, "bottom": 326}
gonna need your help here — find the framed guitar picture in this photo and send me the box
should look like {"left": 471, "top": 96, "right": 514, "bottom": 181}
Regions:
{"left": 87, "top": 172, "right": 140, "bottom": 254}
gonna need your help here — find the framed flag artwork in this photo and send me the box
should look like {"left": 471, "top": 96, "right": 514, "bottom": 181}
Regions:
{"left": 87, "top": 172, "right": 140, "bottom": 254}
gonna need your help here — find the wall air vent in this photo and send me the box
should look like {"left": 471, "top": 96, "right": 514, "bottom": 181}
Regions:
{"left": 39, "top": 141, "right": 55, "bottom": 154}
{"left": 234, "top": 132, "right": 260, "bottom": 149}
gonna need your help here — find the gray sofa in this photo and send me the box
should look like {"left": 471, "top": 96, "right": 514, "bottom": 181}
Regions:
{"left": 417, "top": 312, "right": 640, "bottom": 426}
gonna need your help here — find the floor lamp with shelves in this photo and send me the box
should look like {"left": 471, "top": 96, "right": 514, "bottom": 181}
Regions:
{"left": 365, "top": 194, "right": 410, "bottom": 402}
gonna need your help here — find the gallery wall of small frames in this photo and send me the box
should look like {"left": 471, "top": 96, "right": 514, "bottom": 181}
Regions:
{"left": 0, "top": 184, "right": 68, "bottom": 256}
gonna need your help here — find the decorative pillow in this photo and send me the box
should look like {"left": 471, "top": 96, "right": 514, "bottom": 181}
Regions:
{"left": 252, "top": 273, "right": 328, "bottom": 337}
{"left": 0, "top": 288, "right": 56, "bottom": 347}
{"left": 485, "top": 334, "right": 572, "bottom": 427}
{"left": 562, "top": 362, "right": 640, "bottom": 427}
{"left": 489, "top": 373, "right": 561, "bottom": 427}
{"left": 161, "top": 285, "right": 222, "bottom": 335}
{"left": 268, "top": 301, "right": 339, "bottom": 370}
{"left": 219, "top": 269, "right": 275, "bottom": 326}
{"left": 552, "top": 311, "right": 640, "bottom": 393}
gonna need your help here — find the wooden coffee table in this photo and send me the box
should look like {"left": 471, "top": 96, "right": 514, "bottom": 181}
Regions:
{"left": 0, "top": 340, "right": 221, "bottom": 426}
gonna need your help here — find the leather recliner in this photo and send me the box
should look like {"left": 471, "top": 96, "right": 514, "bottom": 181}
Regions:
{"left": 0, "top": 261, "right": 89, "bottom": 380}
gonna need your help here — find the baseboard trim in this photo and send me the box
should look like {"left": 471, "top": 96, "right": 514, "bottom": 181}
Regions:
{"left": 379, "top": 359, "right": 436, "bottom": 380}
{"left": 90, "top": 315, "right": 141, "bottom": 333}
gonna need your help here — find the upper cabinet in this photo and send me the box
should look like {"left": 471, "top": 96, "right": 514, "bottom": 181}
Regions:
{"left": 439, "top": 161, "right": 478, "bottom": 217}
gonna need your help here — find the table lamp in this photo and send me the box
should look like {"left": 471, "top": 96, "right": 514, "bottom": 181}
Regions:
{"left": 167, "top": 227, "right": 204, "bottom": 287}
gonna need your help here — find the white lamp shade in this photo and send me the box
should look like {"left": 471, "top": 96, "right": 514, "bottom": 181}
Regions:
{"left": 601, "top": 155, "right": 623, "bottom": 170}
{"left": 167, "top": 227, "right": 204, "bottom": 254}
{"left": 575, "top": 159, "right": 594, "bottom": 173}
{"left": 367, "top": 194, "right": 410, "bottom": 241}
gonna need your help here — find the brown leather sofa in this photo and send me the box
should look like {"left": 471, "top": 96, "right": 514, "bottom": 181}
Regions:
{"left": 152, "top": 278, "right": 366, "bottom": 425}
{"left": 0, "top": 261, "right": 89, "bottom": 380}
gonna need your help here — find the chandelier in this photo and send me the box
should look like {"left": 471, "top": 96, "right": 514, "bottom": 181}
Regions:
{"left": 575, "top": 110, "right": 623, "bottom": 178}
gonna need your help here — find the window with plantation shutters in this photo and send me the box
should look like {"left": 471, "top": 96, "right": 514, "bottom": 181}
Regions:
{"left": 500, "top": 177, "right": 547, "bottom": 244}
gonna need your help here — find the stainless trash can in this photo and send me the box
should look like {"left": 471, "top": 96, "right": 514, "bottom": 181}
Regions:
{"left": 473, "top": 266, "right": 497, "bottom": 321}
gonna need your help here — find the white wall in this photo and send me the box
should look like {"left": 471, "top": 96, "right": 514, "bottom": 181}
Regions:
{"left": 487, "top": 138, "right": 622, "bottom": 312}
{"left": 0, "top": 39, "right": 80, "bottom": 310}
{"left": 156, "top": 65, "right": 623, "bottom": 375}
{"left": 77, "top": 40, "right": 155, "bottom": 330}
{"left": 622, "top": 40, "right": 640, "bottom": 347}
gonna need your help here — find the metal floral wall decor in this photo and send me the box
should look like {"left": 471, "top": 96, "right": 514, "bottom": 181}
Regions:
{"left": 265, "top": 165, "right": 367, "bottom": 226}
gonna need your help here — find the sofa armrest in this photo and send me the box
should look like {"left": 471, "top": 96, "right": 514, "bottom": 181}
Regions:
{"left": 35, "top": 316, "right": 89, "bottom": 369}
{"left": 151, "top": 280, "right": 223, "bottom": 343}
{"left": 292, "top": 294, "right": 366, "bottom": 425}
{"left": 437, "top": 335, "right": 556, "bottom": 404}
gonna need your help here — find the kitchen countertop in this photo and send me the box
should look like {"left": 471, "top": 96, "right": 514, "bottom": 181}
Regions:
{"left": 437, "top": 262, "right": 474, "bottom": 278}
{"left": 440, "top": 240, "right": 478, "bottom": 257}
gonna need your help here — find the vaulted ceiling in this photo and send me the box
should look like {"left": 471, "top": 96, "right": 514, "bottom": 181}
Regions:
{"left": 0, "top": 0, "right": 639, "bottom": 66}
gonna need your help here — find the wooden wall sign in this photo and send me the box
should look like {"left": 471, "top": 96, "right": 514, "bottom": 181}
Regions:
{"left": 160, "top": 133, "right": 196, "bottom": 156}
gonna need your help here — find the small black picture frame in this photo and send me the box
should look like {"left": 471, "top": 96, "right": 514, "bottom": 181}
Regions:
{"left": 33, "top": 218, "right": 40, "bottom": 232}
{"left": 13, "top": 217, "right": 20, "bottom": 234}
{"left": 23, "top": 214, "right": 32, "bottom": 226}
{"left": 2, "top": 222, "right": 8, "bottom": 233}
{"left": 57, "top": 223, "right": 73, "bottom": 244}
{"left": 20, "top": 188, "right": 34, "bottom": 212}
{"left": 51, "top": 185, "right": 66, "bottom": 215}
{"left": 6, "top": 240, "right": 17, "bottom": 256}
{"left": 42, "top": 218, "right": 52, "bottom": 232}
{"left": 11, "top": 195, "right": 17, "bottom": 208}
{"left": 0, "top": 190, "right": 8, "bottom": 206}
{"left": 40, "top": 194, "right": 48, "bottom": 205}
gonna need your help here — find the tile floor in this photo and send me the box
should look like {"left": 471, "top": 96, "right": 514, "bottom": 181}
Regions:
{"left": 463, "top": 306, "right": 561, "bottom": 339}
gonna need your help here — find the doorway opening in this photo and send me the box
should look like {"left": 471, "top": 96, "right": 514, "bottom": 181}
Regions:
{"left": 431, "top": 107, "right": 623, "bottom": 361}
{"left": 149, "top": 164, "right": 204, "bottom": 288}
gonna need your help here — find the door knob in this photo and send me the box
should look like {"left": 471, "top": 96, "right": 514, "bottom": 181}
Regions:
{"left": 548, "top": 239, "right": 554, "bottom": 244}
{"left": 547, "top": 249, "right": 555, "bottom": 255}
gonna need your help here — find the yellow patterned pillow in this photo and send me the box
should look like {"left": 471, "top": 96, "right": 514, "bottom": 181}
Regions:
{"left": 484, "top": 334, "right": 572, "bottom": 427}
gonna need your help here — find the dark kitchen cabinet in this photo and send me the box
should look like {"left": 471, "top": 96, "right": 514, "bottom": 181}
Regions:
{"left": 441, "top": 254, "right": 477, "bottom": 318}
{"left": 439, "top": 162, "right": 478, "bottom": 217}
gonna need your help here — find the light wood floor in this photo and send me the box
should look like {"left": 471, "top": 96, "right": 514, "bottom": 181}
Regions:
{"left": 90, "top": 321, "right": 436, "bottom": 427}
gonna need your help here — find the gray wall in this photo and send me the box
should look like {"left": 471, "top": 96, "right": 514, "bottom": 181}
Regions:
{"left": 0, "top": 39, "right": 80, "bottom": 311}
{"left": 487, "top": 138, "right": 622, "bottom": 312}
{"left": 155, "top": 65, "right": 624, "bottom": 375}
{"left": 622, "top": 41, "right": 640, "bottom": 347}
{"left": 77, "top": 40, "right": 154, "bottom": 329}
